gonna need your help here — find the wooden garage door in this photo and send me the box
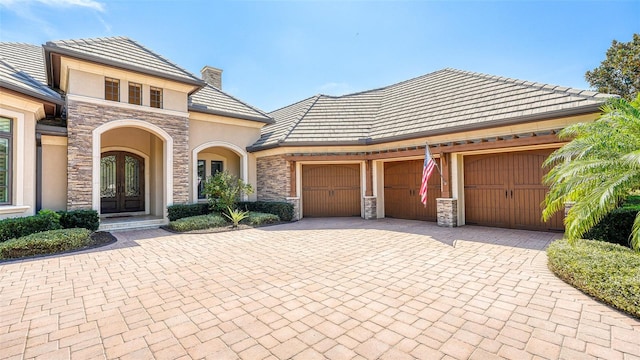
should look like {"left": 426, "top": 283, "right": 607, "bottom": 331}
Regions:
{"left": 464, "top": 150, "right": 563, "bottom": 231}
{"left": 384, "top": 159, "right": 441, "bottom": 221}
{"left": 302, "top": 164, "right": 361, "bottom": 217}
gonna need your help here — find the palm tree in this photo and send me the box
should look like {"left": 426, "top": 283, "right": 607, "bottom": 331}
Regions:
{"left": 542, "top": 95, "right": 640, "bottom": 251}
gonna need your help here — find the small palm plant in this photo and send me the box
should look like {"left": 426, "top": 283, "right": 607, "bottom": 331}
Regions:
{"left": 542, "top": 95, "right": 640, "bottom": 251}
{"left": 224, "top": 207, "right": 249, "bottom": 228}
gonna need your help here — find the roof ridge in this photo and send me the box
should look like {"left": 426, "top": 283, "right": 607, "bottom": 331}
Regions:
{"left": 442, "top": 67, "right": 614, "bottom": 99}
{"left": 278, "top": 95, "right": 322, "bottom": 143}
{"left": 200, "top": 83, "right": 272, "bottom": 119}
{"left": 120, "top": 38, "right": 201, "bottom": 82}
{"left": 268, "top": 94, "right": 320, "bottom": 114}
{"left": 45, "top": 36, "right": 204, "bottom": 85}
{"left": 47, "top": 36, "right": 125, "bottom": 47}
{"left": 319, "top": 86, "right": 387, "bottom": 99}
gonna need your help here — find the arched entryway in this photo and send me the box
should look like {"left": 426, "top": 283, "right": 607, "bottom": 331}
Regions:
{"left": 92, "top": 119, "right": 173, "bottom": 220}
{"left": 192, "top": 141, "right": 248, "bottom": 202}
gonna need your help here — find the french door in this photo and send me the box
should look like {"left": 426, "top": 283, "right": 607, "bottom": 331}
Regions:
{"left": 100, "top": 151, "right": 145, "bottom": 214}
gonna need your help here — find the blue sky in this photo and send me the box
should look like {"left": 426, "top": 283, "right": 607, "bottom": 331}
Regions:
{"left": 0, "top": 0, "right": 638, "bottom": 112}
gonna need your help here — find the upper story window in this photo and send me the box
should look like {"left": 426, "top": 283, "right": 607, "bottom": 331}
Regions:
{"left": 150, "top": 87, "right": 163, "bottom": 109}
{"left": 128, "top": 82, "right": 142, "bottom": 105}
{"left": 105, "top": 77, "right": 120, "bottom": 102}
{"left": 0, "top": 117, "right": 12, "bottom": 205}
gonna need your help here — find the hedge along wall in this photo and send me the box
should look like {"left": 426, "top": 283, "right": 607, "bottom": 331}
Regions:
{"left": 585, "top": 196, "right": 640, "bottom": 248}
{"left": 168, "top": 201, "right": 294, "bottom": 222}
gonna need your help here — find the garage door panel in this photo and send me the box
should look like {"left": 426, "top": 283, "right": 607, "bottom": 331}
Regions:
{"left": 384, "top": 159, "right": 440, "bottom": 221}
{"left": 465, "top": 188, "right": 509, "bottom": 228}
{"left": 302, "top": 164, "right": 361, "bottom": 217}
{"left": 464, "top": 150, "right": 563, "bottom": 231}
{"left": 385, "top": 188, "right": 414, "bottom": 219}
{"left": 333, "top": 188, "right": 362, "bottom": 216}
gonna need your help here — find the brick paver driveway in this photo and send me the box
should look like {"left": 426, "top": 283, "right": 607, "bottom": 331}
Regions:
{"left": 1, "top": 218, "right": 639, "bottom": 359}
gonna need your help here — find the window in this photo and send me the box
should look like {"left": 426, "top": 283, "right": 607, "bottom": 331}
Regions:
{"left": 128, "top": 82, "right": 142, "bottom": 105}
{"left": 0, "top": 117, "right": 12, "bottom": 204}
{"left": 150, "top": 87, "right": 163, "bottom": 108}
{"left": 211, "top": 161, "right": 223, "bottom": 176}
{"left": 197, "top": 160, "right": 206, "bottom": 200}
{"left": 105, "top": 78, "right": 120, "bottom": 102}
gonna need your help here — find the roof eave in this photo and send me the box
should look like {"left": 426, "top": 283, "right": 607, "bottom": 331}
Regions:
{"left": 43, "top": 45, "right": 206, "bottom": 89}
{"left": 248, "top": 104, "right": 605, "bottom": 152}
{"left": 36, "top": 123, "right": 68, "bottom": 136}
{"left": 189, "top": 106, "right": 275, "bottom": 124}
{"left": 0, "top": 82, "right": 64, "bottom": 105}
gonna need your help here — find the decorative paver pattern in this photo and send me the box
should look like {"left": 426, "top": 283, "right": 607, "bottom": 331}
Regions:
{"left": 1, "top": 218, "right": 639, "bottom": 359}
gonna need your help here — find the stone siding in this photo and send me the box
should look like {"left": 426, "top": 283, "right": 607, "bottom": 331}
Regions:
{"left": 436, "top": 198, "right": 458, "bottom": 227}
{"left": 256, "top": 155, "right": 290, "bottom": 201}
{"left": 66, "top": 99, "right": 190, "bottom": 210}
{"left": 364, "top": 196, "right": 377, "bottom": 220}
{"left": 286, "top": 197, "right": 301, "bottom": 221}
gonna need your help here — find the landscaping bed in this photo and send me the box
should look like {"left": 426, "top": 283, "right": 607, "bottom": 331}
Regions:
{"left": 164, "top": 211, "right": 282, "bottom": 233}
{"left": 547, "top": 238, "right": 640, "bottom": 319}
{"left": 0, "top": 229, "right": 116, "bottom": 262}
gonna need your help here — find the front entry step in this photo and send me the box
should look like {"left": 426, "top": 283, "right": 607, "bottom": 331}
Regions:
{"left": 98, "top": 218, "right": 166, "bottom": 232}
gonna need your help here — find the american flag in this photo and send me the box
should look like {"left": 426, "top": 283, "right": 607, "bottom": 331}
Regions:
{"left": 419, "top": 146, "right": 436, "bottom": 206}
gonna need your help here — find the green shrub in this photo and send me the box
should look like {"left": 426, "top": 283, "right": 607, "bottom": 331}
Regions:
{"left": 547, "top": 239, "right": 640, "bottom": 318}
{"left": 237, "top": 201, "right": 294, "bottom": 221}
{"left": 59, "top": 210, "right": 99, "bottom": 231}
{"left": 0, "top": 209, "right": 62, "bottom": 243}
{"left": 203, "top": 171, "right": 253, "bottom": 214}
{"left": 167, "top": 203, "right": 210, "bottom": 221}
{"left": 584, "top": 197, "right": 640, "bottom": 248}
{"left": 166, "top": 214, "right": 227, "bottom": 232}
{"left": 0, "top": 228, "right": 91, "bottom": 259}
{"left": 242, "top": 212, "right": 280, "bottom": 226}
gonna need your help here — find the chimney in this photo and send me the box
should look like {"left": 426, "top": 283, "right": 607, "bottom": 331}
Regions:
{"left": 201, "top": 65, "right": 223, "bottom": 89}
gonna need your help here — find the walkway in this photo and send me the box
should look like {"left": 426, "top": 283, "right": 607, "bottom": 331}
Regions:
{"left": 1, "top": 218, "right": 638, "bottom": 359}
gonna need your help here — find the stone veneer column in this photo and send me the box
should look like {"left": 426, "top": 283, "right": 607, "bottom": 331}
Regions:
{"left": 256, "top": 155, "right": 290, "bottom": 201}
{"left": 286, "top": 197, "right": 301, "bottom": 220}
{"left": 66, "top": 99, "right": 190, "bottom": 210}
{"left": 436, "top": 198, "right": 458, "bottom": 227}
{"left": 363, "top": 196, "right": 377, "bottom": 220}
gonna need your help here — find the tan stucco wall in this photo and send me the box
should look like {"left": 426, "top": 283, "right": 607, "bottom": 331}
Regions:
{"left": 188, "top": 115, "right": 263, "bottom": 202}
{"left": 0, "top": 94, "right": 42, "bottom": 219}
{"left": 68, "top": 69, "right": 103, "bottom": 99}
{"left": 41, "top": 136, "right": 68, "bottom": 211}
{"left": 62, "top": 61, "right": 192, "bottom": 112}
{"left": 102, "top": 127, "right": 152, "bottom": 155}
{"left": 188, "top": 118, "right": 262, "bottom": 148}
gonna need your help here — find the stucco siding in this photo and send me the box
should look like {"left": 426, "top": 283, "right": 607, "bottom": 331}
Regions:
{"left": 41, "top": 136, "right": 68, "bottom": 211}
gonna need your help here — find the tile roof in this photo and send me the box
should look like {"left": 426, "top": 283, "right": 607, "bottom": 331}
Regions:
{"left": 0, "top": 43, "right": 62, "bottom": 103}
{"left": 189, "top": 84, "right": 273, "bottom": 124}
{"left": 250, "top": 68, "right": 614, "bottom": 150}
{"left": 44, "top": 37, "right": 204, "bottom": 87}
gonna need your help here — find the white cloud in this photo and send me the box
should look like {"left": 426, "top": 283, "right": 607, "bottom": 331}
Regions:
{"left": 0, "top": 0, "right": 105, "bottom": 12}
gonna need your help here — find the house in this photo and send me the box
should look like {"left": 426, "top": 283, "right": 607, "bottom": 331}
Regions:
{"left": 0, "top": 37, "right": 271, "bottom": 230}
{"left": 0, "top": 37, "right": 613, "bottom": 231}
